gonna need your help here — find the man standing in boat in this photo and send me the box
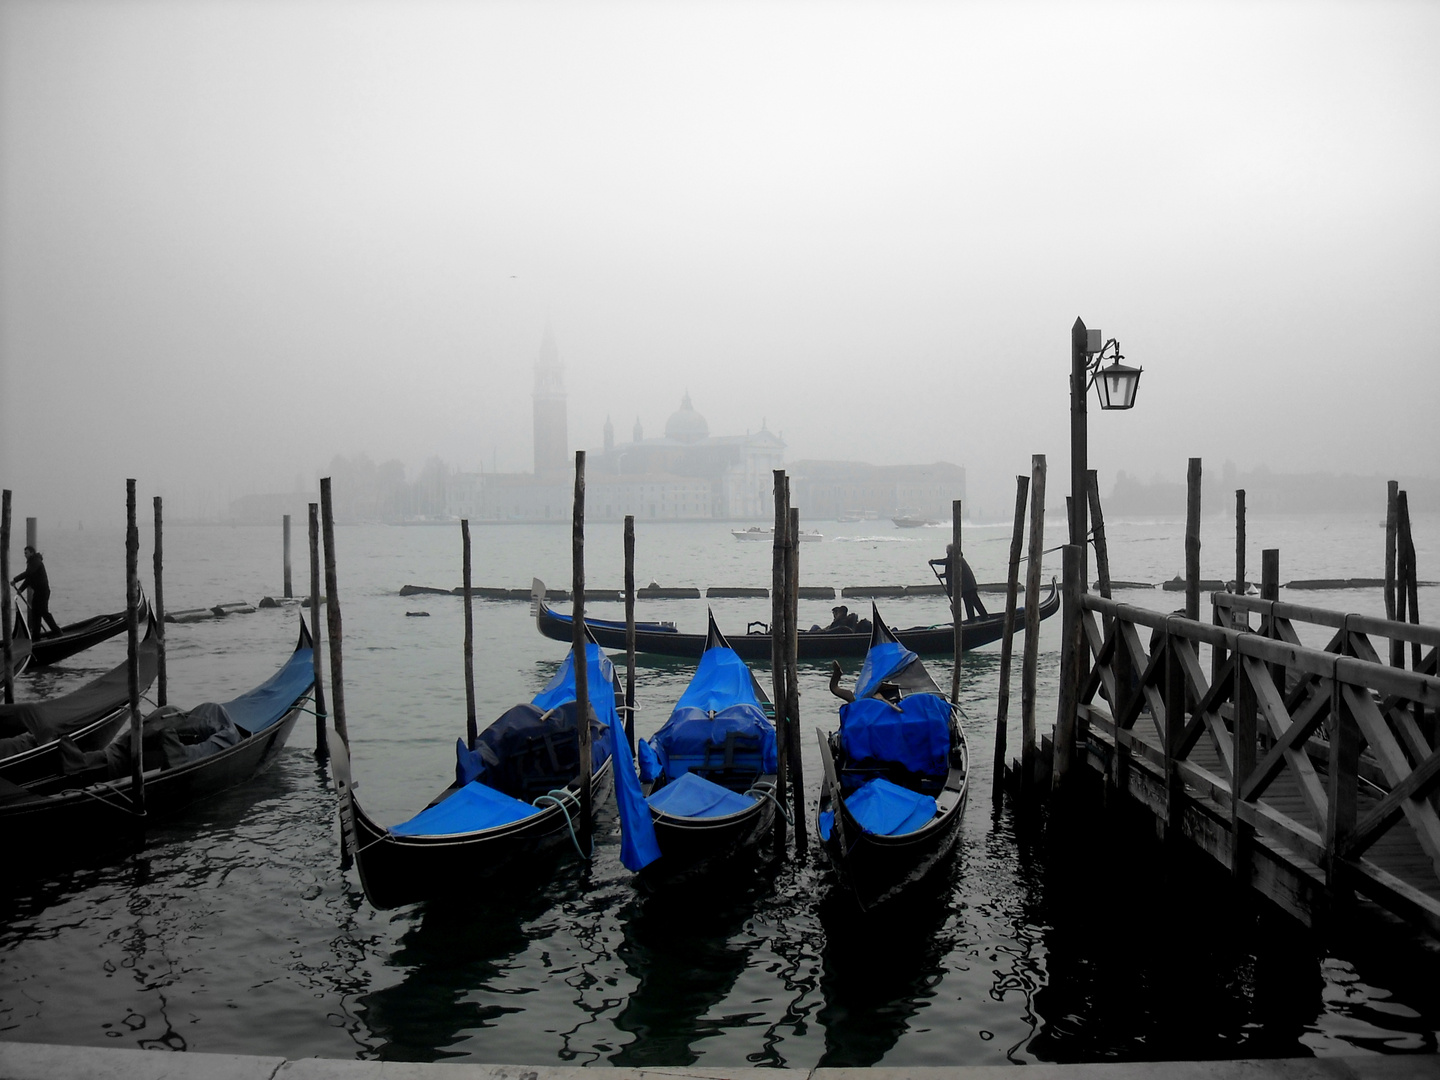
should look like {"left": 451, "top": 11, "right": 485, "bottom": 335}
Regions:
{"left": 11, "top": 545, "right": 62, "bottom": 638}
{"left": 930, "top": 544, "right": 988, "bottom": 621}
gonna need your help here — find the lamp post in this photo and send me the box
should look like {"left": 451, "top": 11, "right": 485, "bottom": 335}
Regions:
{"left": 1069, "top": 317, "right": 1142, "bottom": 584}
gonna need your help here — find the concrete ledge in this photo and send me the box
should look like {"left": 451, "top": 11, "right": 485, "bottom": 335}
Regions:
{"left": 3, "top": 1043, "right": 1438, "bottom": 1080}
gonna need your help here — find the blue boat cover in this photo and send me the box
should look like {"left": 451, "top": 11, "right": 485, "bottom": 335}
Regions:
{"left": 647, "top": 770, "right": 757, "bottom": 819}
{"left": 843, "top": 776, "right": 937, "bottom": 836}
{"left": 854, "top": 640, "right": 918, "bottom": 700}
{"left": 221, "top": 644, "right": 315, "bottom": 734}
{"left": 648, "top": 646, "right": 776, "bottom": 781}
{"left": 839, "top": 693, "right": 951, "bottom": 778}
{"left": 389, "top": 779, "right": 540, "bottom": 836}
{"left": 532, "top": 643, "right": 620, "bottom": 728}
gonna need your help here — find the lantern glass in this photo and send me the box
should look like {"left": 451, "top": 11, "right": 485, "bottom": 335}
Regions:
{"left": 1095, "top": 362, "right": 1142, "bottom": 410}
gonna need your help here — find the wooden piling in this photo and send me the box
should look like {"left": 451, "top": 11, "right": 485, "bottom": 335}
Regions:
{"left": 25, "top": 517, "right": 36, "bottom": 551}
{"left": 1235, "top": 489, "right": 1247, "bottom": 624}
{"left": 1261, "top": 548, "right": 1282, "bottom": 698}
{"left": 571, "top": 451, "right": 592, "bottom": 855}
{"left": 1185, "top": 458, "right": 1202, "bottom": 622}
{"left": 1231, "top": 624, "right": 1257, "bottom": 882}
{"left": 1020, "top": 454, "right": 1046, "bottom": 791}
{"left": 1398, "top": 492, "right": 1422, "bottom": 675}
{"left": 950, "top": 500, "right": 962, "bottom": 705}
{"left": 786, "top": 502, "right": 806, "bottom": 852}
{"left": 125, "top": 480, "right": 145, "bottom": 817}
{"left": 993, "top": 475, "right": 1028, "bottom": 803}
{"left": 308, "top": 503, "right": 328, "bottom": 761}
{"left": 152, "top": 496, "right": 167, "bottom": 707}
{"left": 624, "top": 515, "right": 636, "bottom": 750}
{"left": 1086, "top": 471, "right": 1112, "bottom": 602}
{"left": 1385, "top": 480, "right": 1399, "bottom": 666}
{"left": 462, "top": 519, "right": 477, "bottom": 749}
{"left": 283, "top": 514, "right": 293, "bottom": 599}
{"left": 319, "top": 478, "right": 349, "bottom": 750}
{"left": 771, "top": 469, "right": 789, "bottom": 840}
{"left": 1053, "top": 543, "right": 1083, "bottom": 790}
{"left": 1, "top": 490, "right": 12, "bottom": 706}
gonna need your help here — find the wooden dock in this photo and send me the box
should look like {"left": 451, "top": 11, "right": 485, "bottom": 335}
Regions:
{"left": 1053, "top": 587, "right": 1440, "bottom": 942}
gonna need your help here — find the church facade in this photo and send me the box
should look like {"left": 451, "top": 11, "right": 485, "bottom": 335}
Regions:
{"left": 447, "top": 334, "right": 786, "bottom": 522}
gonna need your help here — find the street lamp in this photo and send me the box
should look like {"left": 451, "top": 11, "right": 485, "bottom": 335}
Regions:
{"left": 1070, "top": 318, "right": 1143, "bottom": 578}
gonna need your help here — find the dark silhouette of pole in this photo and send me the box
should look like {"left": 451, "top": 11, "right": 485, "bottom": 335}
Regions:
{"left": 786, "top": 501, "right": 805, "bottom": 852}
{"left": 462, "top": 519, "right": 477, "bottom": 749}
{"left": 1185, "top": 458, "right": 1202, "bottom": 622}
{"left": 1, "top": 490, "right": 12, "bottom": 706}
{"left": 320, "top": 478, "right": 348, "bottom": 750}
{"left": 624, "top": 515, "right": 637, "bottom": 750}
{"left": 308, "top": 503, "right": 328, "bottom": 761}
{"left": 950, "top": 500, "right": 963, "bottom": 704}
{"left": 771, "top": 469, "right": 789, "bottom": 845}
{"left": 25, "top": 517, "right": 36, "bottom": 551}
{"left": 992, "top": 475, "right": 1028, "bottom": 802}
{"left": 125, "top": 480, "right": 145, "bottom": 817}
{"left": 1070, "top": 317, "right": 1089, "bottom": 586}
{"left": 571, "top": 451, "right": 592, "bottom": 854}
{"left": 1021, "top": 454, "right": 1046, "bottom": 792}
{"left": 283, "top": 514, "right": 293, "bottom": 598}
{"left": 152, "top": 496, "right": 167, "bottom": 707}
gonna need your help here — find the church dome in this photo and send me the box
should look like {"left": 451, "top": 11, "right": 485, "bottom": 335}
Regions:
{"left": 664, "top": 393, "right": 709, "bottom": 443}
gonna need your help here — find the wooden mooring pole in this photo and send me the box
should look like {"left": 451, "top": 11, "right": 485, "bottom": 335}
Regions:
{"left": 1386, "top": 480, "right": 1400, "bottom": 666}
{"left": 320, "top": 478, "right": 349, "bottom": 751}
{"left": 950, "top": 500, "right": 962, "bottom": 705}
{"left": 1020, "top": 454, "right": 1046, "bottom": 792}
{"left": 1, "top": 490, "right": 12, "bottom": 706}
{"left": 771, "top": 469, "right": 789, "bottom": 845}
{"left": 1185, "top": 458, "right": 1202, "bottom": 622}
{"left": 992, "top": 474, "right": 1028, "bottom": 803}
{"left": 283, "top": 514, "right": 293, "bottom": 599}
{"left": 125, "top": 481, "right": 145, "bottom": 818}
{"left": 462, "top": 519, "right": 477, "bottom": 749}
{"left": 152, "top": 496, "right": 167, "bottom": 707}
{"left": 624, "top": 515, "right": 637, "bottom": 750}
{"left": 787, "top": 501, "right": 805, "bottom": 852}
{"left": 25, "top": 517, "right": 36, "bottom": 551}
{"left": 1053, "top": 543, "right": 1083, "bottom": 790}
{"left": 571, "top": 451, "right": 592, "bottom": 855}
{"left": 307, "top": 503, "right": 328, "bottom": 761}
{"left": 1235, "top": 489, "right": 1247, "bottom": 626}
{"left": 1398, "top": 492, "right": 1422, "bottom": 677}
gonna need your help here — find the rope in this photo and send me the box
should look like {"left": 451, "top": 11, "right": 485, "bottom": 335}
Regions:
{"left": 532, "top": 788, "right": 589, "bottom": 860}
{"left": 746, "top": 781, "right": 793, "bottom": 826}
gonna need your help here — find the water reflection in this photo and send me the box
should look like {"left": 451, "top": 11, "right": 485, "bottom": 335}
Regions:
{"left": 611, "top": 861, "right": 778, "bottom": 1067}
{"left": 815, "top": 854, "right": 961, "bottom": 1067}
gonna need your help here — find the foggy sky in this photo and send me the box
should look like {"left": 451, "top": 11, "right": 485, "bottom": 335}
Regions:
{"left": 2, "top": 0, "right": 1436, "bottom": 524}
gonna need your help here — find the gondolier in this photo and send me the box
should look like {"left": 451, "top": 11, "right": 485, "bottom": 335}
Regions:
{"left": 928, "top": 545, "right": 988, "bottom": 622}
{"left": 11, "top": 546, "right": 61, "bottom": 639}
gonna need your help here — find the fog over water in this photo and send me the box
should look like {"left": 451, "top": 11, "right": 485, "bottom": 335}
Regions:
{"left": 2, "top": 1, "right": 1437, "bottom": 524}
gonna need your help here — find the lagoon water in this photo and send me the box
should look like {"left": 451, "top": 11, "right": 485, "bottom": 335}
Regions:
{"left": 2, "top": 510, "right": 1438, "bottom": 1066}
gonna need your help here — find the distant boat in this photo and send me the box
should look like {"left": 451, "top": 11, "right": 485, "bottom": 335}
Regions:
{"left": 732, "top": 527, "right": 822, "bottom": 542}
{"left": 891, "top": 515, "right": 937, "bottom": 529}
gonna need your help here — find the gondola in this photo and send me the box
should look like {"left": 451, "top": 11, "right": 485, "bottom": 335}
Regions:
{"left": 532, "top": 577, "right": 1059, "bottom": 661}
{"left": 0, "top": 613, "right": 160, "bottom": 787}
{"left": 815, "top": 604, "right": 968, "bottom": 910}
{"left": 635, "top": 611, "right": 779, "bottom": 883}
{"left": 2, "top": 618, "right": 32, "bottom": 679}
{"left": 1, "top": 618, "right": 315, "bottom": 862}
{"left": 10, "top": 588, "right": 145, "bottom": 668}
{"left": 329, "top": 633, "right": 628, "bottom": 910}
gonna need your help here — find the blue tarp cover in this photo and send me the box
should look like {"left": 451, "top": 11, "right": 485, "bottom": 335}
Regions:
{"left": 222, "top": 645, "right": 315, "bottom": 734}
{"left": 389, "top": 780, "right": 539, "bottom": 836}
{"left": 844, "top": 776, "right": 937, "bottom": 836}
{"left": 532, "top": 643, "right": 620, "bottom": 729}
{"left": 854, "top": 640, "right": 918, "bottom": 700}
{"left": 648, "top": 646, "right": 776, "bottom": 781}
{"left": 647, "top": 770, "right": 757, "bottom": 818}
{"left": 839, "top": 692, "right": 951, "bottom": 778}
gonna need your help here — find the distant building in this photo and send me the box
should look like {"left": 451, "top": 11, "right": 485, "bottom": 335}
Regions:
{"left": 532, "top": 326, "right": 569, "bottom": 475}
{"left": 788, "top": 460, "right": 967, "bottom": 521}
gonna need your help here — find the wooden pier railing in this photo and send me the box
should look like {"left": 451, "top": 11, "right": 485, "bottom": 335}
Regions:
{"left": 1068, "top": 587, "right": 1440, "bottom": 940}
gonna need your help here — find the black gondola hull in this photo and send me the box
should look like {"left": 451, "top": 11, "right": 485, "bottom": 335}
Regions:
{"left": 642, "top": 777, "right": 777, "bottom": 884}
{"left": 3, "top": 700, "right": 308, "bottom": 861}
{"left": 333, "top": 741, "right": 615, "bottom": 911}
{"left": 21, "top": 603, "right": 145, "bottom": 668}
{"left": 533, "top": 583, "right": 1059, "bottom": 661}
